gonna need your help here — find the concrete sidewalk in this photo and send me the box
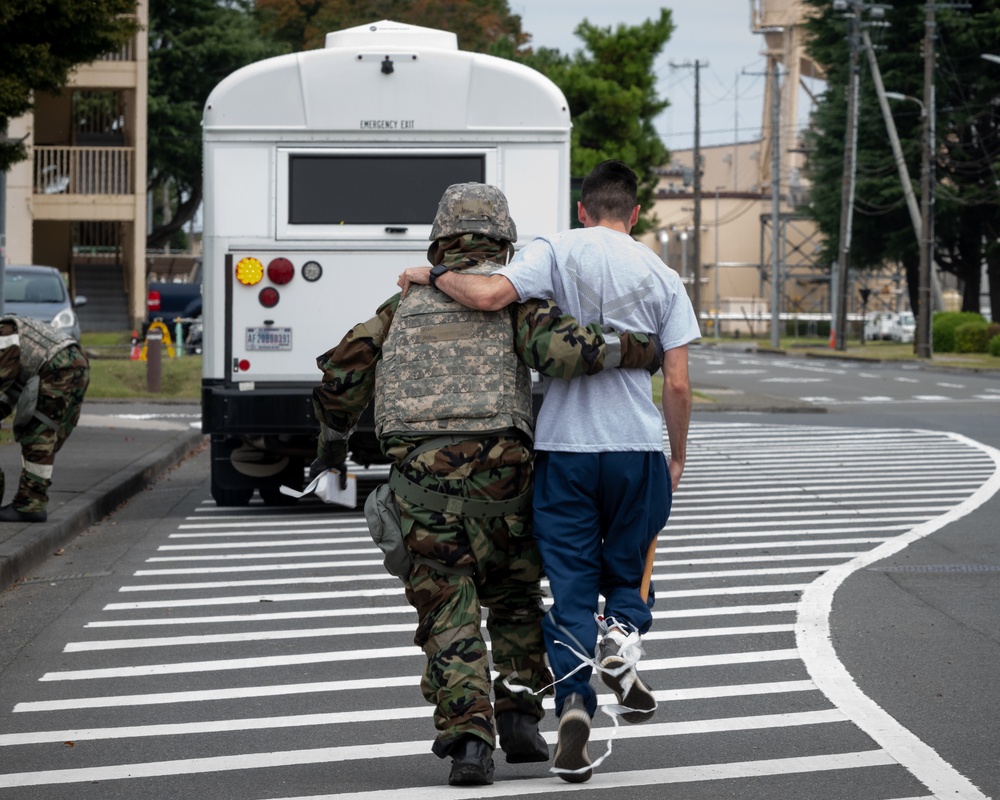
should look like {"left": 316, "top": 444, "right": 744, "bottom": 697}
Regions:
{"left": 0, "top": 401, "right": 204, "bottom": 592}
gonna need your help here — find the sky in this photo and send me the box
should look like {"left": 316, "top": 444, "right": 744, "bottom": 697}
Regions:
{"left": 510, "top": 0, "right": 782, "bottom": 153}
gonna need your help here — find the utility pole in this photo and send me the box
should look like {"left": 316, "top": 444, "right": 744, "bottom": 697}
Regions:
{"left": 834, "top": 3, "right": 861, "bottom": 352}
{"left": 769, "top": 59, "right": 782, "bottom": 350}
{"left": 693, "top": 60, "right": 703, "bottom": 322}
{"left": 916, "top": 1, "right": 935, "bottom": 358}
{"left": 671, "top": 59, "right": 708, "bottom": 321}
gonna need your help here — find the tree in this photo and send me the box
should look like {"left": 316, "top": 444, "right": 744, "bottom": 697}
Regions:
{"left": 146, "top": 0, "right": 287, "bottom": 249}
{"left": 253, "top": 2, "right": 673, "bottom": 234}
{"left": 0, "top": 0, "right": 139, "bottom": 171}
{"left": 802, "top": 0, "right": 1000, "bottom": 316}
{"left": 255, "top": 0, "right": 528, "bottom": 53}
{"left": 511, "top": 11, "right": 674, "bottom": 234}
{"left": 934, "top": 2, "right": 1000, "bottom": 315}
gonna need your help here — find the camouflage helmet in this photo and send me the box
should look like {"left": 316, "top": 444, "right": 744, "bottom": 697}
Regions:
{"left": 429, "top": 183, "right": 517, "bottom": 244}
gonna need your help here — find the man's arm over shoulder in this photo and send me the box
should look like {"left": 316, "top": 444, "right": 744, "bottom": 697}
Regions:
{"left": 515, "top": 299, "right": 663, "bottom": 378}
{"left": 435, "top": 270, "right": 518, "bottom": 311}
{"left": 397, "top": 267, "right": 517, "bottom": 310}
{"left": 661, "top": 344, "right": 692, "bottom": 492}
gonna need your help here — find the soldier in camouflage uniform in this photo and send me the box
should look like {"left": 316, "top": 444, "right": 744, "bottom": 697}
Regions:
{"left": 0, "top": 315, "right": 90, "bottom": 523}
{"left": 311, "top": 183, "right": 662, "bottom": 787}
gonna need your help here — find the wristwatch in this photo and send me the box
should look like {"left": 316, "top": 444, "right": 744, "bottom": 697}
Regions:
{"left": 428, "top": 263, "right": 449, "bottom": 290}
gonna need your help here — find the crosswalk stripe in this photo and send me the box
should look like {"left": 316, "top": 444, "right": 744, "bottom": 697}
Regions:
{"left": 64, "top": 622, "right": 796, "bottom": 653}
{"left": 0, "top": 683, "right": 820, "bottom": 746}
{"left": 0, "top": 711, "right": 852, "bottom": 788}
{"left": 23, "top": 650, "right": 802, "bottom": 708}
{"left": 115, "top": 555, "right": 858, "bottom": 593}
{"left": 40, "top": 644, "right": 803, "bottom": 683}
{"left": 82, "top": 601, "right": 798, "bottom": 630}
{"left": 266, "top": 751, "right": 898, "bottom": 798}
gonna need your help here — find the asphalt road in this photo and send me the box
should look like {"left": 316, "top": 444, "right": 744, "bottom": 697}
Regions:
{"left": 690, "top": 344, "right": 1000, "bottom": 799}
{"left": 0, "top": 347, "right": 998, "bottom": 798}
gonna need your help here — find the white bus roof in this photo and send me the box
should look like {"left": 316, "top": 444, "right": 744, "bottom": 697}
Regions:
{"left": 203, "top": 19, "right": 570, "bottom": 135}
{"left": 324, "top": 19, "right": 457, "bottom": 50}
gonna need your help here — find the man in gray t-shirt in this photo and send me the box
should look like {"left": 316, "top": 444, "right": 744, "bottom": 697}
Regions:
{"left": 399, "top": 160, "right": 700, "bottom": 782}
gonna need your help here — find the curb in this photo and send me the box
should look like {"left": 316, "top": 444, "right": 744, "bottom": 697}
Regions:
{"left": 0, "top": 431, "right": 206, "bottom": 593}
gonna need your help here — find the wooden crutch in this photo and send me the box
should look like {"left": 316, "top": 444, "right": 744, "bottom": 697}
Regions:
{"left": 639, "top": 535, "right": 658, "bottom": 603}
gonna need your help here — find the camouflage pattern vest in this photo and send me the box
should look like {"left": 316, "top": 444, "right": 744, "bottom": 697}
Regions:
{"left": 2, "top": 316, "right": 74, "bottom": 382}
{"left": 375, "top": 261, "right": 533, "bottom": 441}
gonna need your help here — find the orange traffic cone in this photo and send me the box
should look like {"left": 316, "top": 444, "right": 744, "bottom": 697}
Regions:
{"left": 130, "top": 330, "right": 141, "bottom": 360}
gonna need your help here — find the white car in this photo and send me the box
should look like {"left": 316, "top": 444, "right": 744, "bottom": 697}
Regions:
{"left": 864, "top": 311, "right": 915, "bottom": 343}
{"left": 889, "top": 312, "right": 916, "bottom": 343}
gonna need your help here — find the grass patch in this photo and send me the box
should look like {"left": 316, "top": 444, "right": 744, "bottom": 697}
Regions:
{"left": 751, "top": 338, "right": 1000, "bottom": 370}
{"left": 86, "top": 356, "right": 202, "bottom": 399}
{"left": 81, "top": 331, "right": 202, "bottom": 400}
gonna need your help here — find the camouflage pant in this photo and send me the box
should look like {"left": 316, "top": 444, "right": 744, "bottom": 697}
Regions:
{"left": 386, "top": 434, "right": 552, "bottom": 757}
{"left": 5, "top": 345, "right": 90, "bottom": 512}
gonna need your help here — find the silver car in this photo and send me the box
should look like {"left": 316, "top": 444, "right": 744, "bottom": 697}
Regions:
{"left": 2, "top": 264, "right": 87, "bottom": 341}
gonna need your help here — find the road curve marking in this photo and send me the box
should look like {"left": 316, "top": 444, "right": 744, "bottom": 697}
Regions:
{"left": 796, "top": 429, "right": 1000, "bottom": 800}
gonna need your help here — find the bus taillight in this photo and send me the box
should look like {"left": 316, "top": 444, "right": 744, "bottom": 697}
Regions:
{"left": 267, "top": 258, "right": 294, "bottom": 285}
{"left": 259, "top": 287, "right": 280, "bottom": 308}
{"left": 236, "top": 257, "right": 264, "bottom": 285}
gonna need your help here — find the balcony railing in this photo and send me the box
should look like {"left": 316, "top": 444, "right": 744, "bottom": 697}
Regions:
{"left": 33, "top": 146, "right": 134, "bottom": 195}
{"left": 98, "top": 39, "right": 134, "bottom": 62}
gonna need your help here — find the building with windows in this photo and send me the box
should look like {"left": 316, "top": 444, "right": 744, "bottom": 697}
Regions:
{"left": 1, "top": 0, "right": 148, "bottom": 332}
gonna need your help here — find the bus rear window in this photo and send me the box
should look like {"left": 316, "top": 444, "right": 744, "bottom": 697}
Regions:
{"left": 288, "top": 155, "right": 485, "bottom": 225}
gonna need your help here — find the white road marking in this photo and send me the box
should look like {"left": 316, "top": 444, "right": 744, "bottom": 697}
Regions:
{"left": 0, "top": 748, "right": 894, "bottom": 790}
{"left": 263, "top": 752, "right": 897, "bottom": 799}
{"left": 17, "top": 650, "right": 803, "bottom": 712}
{"left": 0, "top": 683, "right": 821, "bottom": 747}
{"left": 796, "top": 431, "right": 1000, "bottom": 800}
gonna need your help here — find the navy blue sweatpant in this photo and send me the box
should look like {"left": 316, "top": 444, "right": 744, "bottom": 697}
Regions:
{"left": 532, "top": 450, "right": 672, "bottom": 718}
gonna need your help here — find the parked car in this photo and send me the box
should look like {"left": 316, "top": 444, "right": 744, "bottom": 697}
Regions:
{"left": 864, "top": 311, "right": 915, "bottom": 343}
{"left": 145, "top": 260, "right": 202, "bottom": 351}
{"left": 2, "top": 264, "right": 86, "bottom": 341}
{"left": 889, "top": 311, "right": 916, "bottom": 343}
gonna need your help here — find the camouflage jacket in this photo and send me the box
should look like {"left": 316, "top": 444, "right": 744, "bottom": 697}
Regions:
{"left": 0, "top": 316, "right": 75, "bottom": 415}
{"left": 312, "top": 235, "right": 660, "bottom": 452}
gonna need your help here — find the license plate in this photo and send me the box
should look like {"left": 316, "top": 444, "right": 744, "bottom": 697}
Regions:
{"left": 245, "top": 327, "right": 292, "bottom": 351}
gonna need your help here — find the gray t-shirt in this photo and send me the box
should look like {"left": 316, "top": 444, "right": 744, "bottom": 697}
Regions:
{"left": 498, "top": 226, "right": 700, "bottom": 452}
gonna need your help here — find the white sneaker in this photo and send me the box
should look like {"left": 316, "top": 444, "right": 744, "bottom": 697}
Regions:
{"left": 553, "top": 693, "right": 592, "bottom": 782}
{"left": 598, "top": 628, "right": 656, "bottom": 723}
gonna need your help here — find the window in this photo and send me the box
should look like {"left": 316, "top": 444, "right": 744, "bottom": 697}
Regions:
{"left": 288, "top": 154, "right": 485, "bottom": 225}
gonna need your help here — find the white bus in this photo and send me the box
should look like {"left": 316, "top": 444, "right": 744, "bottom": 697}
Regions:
{"left": 201, "top": 19, "right": 571, "bottom": 505}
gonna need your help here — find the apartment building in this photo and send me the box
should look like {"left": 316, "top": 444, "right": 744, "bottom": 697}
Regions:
{"left": 2, "top": 0, "right": 148, "bottom": 332}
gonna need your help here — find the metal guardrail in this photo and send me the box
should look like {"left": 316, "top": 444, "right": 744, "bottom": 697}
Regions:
{"left": 33, "top": 146, "right": 135, "bottom": 195}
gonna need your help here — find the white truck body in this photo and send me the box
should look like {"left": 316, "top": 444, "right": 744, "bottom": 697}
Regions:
{"left": 201, "top": 19, "right": 571, "bottom": 504}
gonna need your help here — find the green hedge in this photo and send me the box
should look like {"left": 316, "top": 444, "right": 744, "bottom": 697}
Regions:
{"left": 989, "top": 334, "right": 1000, "bottom": 357}
{"left": 784, "top": 319, "right": 831, "bottom": 337}
{"left": 954, "top": 322, "right": 992, "bottom": 353}
{"left": 932, "top": 311, "right": 986, "bottom": 352}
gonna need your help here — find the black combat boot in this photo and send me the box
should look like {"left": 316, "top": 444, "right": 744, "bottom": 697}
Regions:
{"left": 447, "top": 735, "right": 495, "bottom": 786}
{"left": 496, "top": 711, "right": 549, "bottom": 763}
{"left": 0, "top": 505, "right": 47, "bottom": 523}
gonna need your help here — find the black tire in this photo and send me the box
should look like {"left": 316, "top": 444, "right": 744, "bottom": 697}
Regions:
{"left": 212, "top": 484, "right": 253, "bottom": 506}
{"left": 260, "top": 482, "right": 298, "bottom": 506}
